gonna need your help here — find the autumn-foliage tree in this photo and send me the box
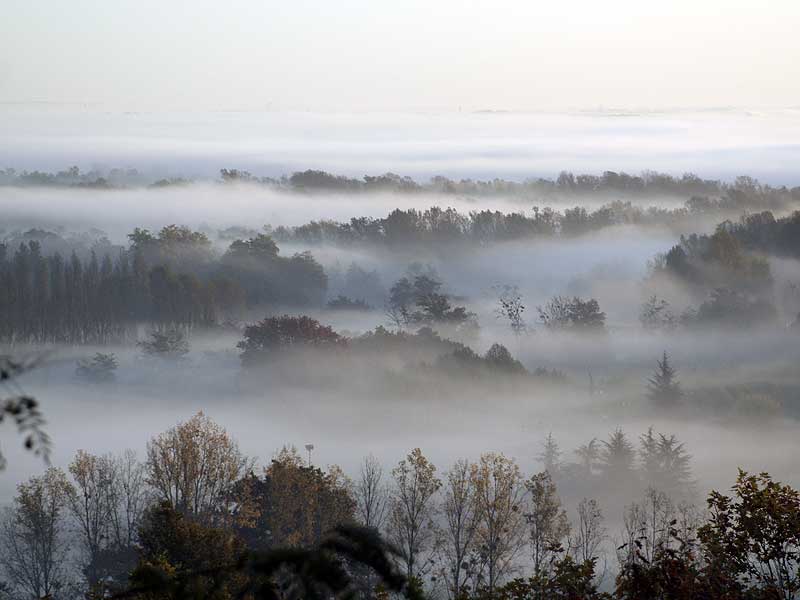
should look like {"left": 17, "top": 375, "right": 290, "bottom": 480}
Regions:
{"left": 470, "top": 452, "right": 527, "bottom": 593}
{"left": 146, "top": 412, "right": 250, "bottom": 519}
{"left": 131, "top": 502, "right": 248, "bottom": 600}
{"left": 440, "top": 458, "right": 480, "bottom": 598}
{"left": 525, "top": 471, "right": 570, "bottom": 576}
{"left": 68, "top": 449, "right": 149, "bottom": 591}
{"left": 0, "top": 468, "right": 75, "bottom": 599}
{"left": 233, "top": 447, "right": 355, "bottom": 551}
{"left": 237, "top": 315, "right": 346, "bottom": 367}
{"left": 387, "top": 448, "right": 442, "bottom": 582}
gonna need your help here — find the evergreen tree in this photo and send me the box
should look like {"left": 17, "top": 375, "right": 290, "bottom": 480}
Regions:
{"left": 646, "top": 351, "right": 683, "bottom": 407}
{"left": 538, "top": 432, "right": 562, "bottom": 476}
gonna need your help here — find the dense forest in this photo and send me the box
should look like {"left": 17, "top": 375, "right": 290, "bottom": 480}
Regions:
{"left": 3, "top": 205, "right": 800, "bottom": 345}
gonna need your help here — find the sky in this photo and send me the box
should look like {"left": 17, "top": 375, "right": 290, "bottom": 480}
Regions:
{"left": 2, "top": 0, "right": 800, "bottom": 112}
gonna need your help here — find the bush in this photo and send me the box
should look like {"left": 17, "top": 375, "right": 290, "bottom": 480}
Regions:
{"left": 75, "top": 353, "right": 118, "bottom": 382}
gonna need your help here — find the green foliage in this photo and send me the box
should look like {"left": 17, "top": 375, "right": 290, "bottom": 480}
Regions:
{"left": 699, "top": 471, "right": 800, "bottom": 599}
{"left": 491, "top": 556, "right": 606, "bottom": 600}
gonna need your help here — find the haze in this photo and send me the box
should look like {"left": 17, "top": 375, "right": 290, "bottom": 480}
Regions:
{"left": 2, "top": 2, "right": 800, "bottom": 598}
{"left": 2, "top": 0, "right": 800, "bottom": 111}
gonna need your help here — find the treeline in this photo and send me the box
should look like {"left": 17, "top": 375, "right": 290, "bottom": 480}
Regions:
{"left": 262, "top": 200, "right": 792, "bottom": 247}
{"left": 4, "top": 413, "right": 798, "bottom": 600}
{"left": 5, "top": 164, "right": 800, "bottom": 207}
{"left": 0, "top": 227, "right": 327, "bottom": 344}
{"left": 645, "top": 219, "right": 800, "bottom": 328}
{"left": 722, "top": 209, "right": 800, "bottom": 258}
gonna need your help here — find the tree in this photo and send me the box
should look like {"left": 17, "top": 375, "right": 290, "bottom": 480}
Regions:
{"left": 440, "top": 458, "right": 479, "bottom": 598}
{"left": 646, "top": 352, "right": 683, "bottom": 407}
{"left": 699, "top": 471, "right": 800, "bottom": 599}
{"left": 493, "top": 556, "right": 604, "bottom": 600}
{"left": 575, "top": 438, "right": 601, "bottom": 476}
{"left": 639, "top": 427, "right": 693, "bottom": 495}
{"left": 76, "top": 352, "right": 118, "bottom": 382}
{"left": 568, "top": 498, "right": 606, "bottom": 567}
{"left": 146, "top": 412, "right": 250, "bottom": 519}
{"left": 618, "top": 488, "right": 677, "bottom": 569}
{"left": 68, "top": 449, "right": 150, "bottom": 591}
{"left": 494, "top": 285, "right": 526, "bottom": 336}
{"left": 0, "top": 468, "right": 74, "bottom": 599}
{"left": 538, "top": 432, "right": 562, "bottom": 476}
{"left": 484, "top": 343, "right": 527, "bottom": 375}
{"left": 387, "top": 448, "right": 441, "bottom": 582}
{"left": 240, "top": 446, "right": 355, "bottom": 550}
{"left": 132, "top": 502, "right": 248, "bottom": 600}
{"left": 69, "top": 450, "right": 117, "bottom": 587}
{"left": 386, "top": 274, "right": 476, "bottom": 332}
{"left": 470, "top": 452, "right": 527, "bottom": 592}
{"left": 600, "top": 429, "right": 635, "bottom": 481}
{"left": 355, "top": 454, "right": 389, "bottom": 531}
{"left": 138, "top": 327, "right": 189, "bottom": 360}
{"left": 537, "top": 296, "right": 605, "bottom": 332}
{"left": 237, "top": 315, "right": 345, "bottom": 367}
{"left": 352, "top": 454, "right": 390, "bottom": 597}
{"left": 639, "top": 295, "right": 676, "bottom": 331}
{"left": 524, "top": 471, "right": 570, "bottom": 576}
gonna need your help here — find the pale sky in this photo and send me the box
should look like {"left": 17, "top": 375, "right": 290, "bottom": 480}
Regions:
{"left": 2, "top": 0, "right": 800, "bottom": 111}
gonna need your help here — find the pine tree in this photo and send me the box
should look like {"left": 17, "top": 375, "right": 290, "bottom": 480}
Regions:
{"left": 538, "top": 432, "right": 562, "bottom": 476}
{"left": 647, "top": 351, "right": 683, "bottom": 407}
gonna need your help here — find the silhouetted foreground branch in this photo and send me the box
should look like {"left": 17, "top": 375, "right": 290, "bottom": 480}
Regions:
{"left": 0, "top": 355, "right": 51, "bottom": 468}
{"left": 115, "top": 524, "right": 424, "bottom": 600}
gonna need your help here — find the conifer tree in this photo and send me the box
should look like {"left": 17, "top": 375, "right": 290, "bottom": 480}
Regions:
{"left": 647, "top": 351, "right": 683, "bottom": 407}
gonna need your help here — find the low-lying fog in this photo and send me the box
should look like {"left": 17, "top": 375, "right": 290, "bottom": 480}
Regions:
{"left": 3, "top": 220, "right": 799, "bottom": 506}
{"left": 5, "top": 326, "right": 799, "bottom": 508}
{"left": 3, "top": 107, "right": 800, "bottom": 564}
{"left": 4, "top": 107, "right": 800, "bottom": 184}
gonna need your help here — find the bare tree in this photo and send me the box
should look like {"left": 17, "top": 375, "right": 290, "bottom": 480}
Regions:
{"left": 107, "top": 449, "right": 149, "bottom": 550}
{"left": 146, "top": 412, "right": 250, "bottom": 518}
{"left": 525, "top": 470, "right": 570, "bottom": 576}
{"left": 493, "top": 284, "right": 526, "bottom": 336}
{"left": 617, "top": 487, "right": 675, "bottom": 568}
{"left": 568, "top": 498, "right": 606, "bottom": 564}
{"left": 68, "top": 449, "right": 150, "bottom": 589}
{"left": 567, "top": 497, "right": 607, "bottom": 585}
{"left": 439, "top": 458, "right": 479, "bottom": 598}
{"left": 386, "top": 448, "right": 441, "bottom": 582}
{"left": 69, "top": 451, "right": 116, "bottom": 586}
{"left": 470, "top": 452, "right": 527, "bottom": 592}
{"left": 354, "top": 454, "right": 389, "bottom": 531}
{"left": 0, "top": 467, "right": 74, "bottom": 599}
